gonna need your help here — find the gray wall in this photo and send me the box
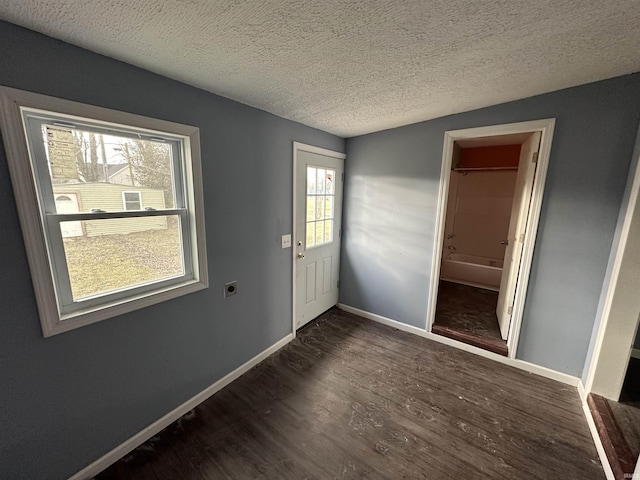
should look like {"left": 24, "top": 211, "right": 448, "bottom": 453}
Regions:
{"left": 0, "top": 22, "right": 343, "bottom": 479}
{"left": 341, "top": 74, "right": 640, "bottom": 377}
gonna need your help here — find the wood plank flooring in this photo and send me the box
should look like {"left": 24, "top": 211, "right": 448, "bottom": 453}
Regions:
{"left": 613, "top": 356, "right": 640, "bottom": 457}
{"left": 588, "top": 393, "right": 635, "bottom": 479}
{"left": 433, "top": 281, "right": 508, "bottom": 356}
{"left": 590, "top": 357, "right": 640, "bottom": 479}
{"left": 97, "top": 309, "right": 603, "bottom": 479}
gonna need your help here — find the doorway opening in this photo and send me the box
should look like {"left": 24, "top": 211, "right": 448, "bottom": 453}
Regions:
{"left": 427, "top": 120, "right": 555, "bottom": 358}
{"left": 584, "top": 138, "right": 640, "bottom": 477}
{"left": 610, "top": 357, "right": 640, "bottom": 462}
{"left": 588, "top": 355, "right": 640, "bottom": 478}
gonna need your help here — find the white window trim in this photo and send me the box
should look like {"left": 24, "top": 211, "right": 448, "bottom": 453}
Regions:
{"left": 0, "top": 86, "right": 209, "bottom": 337}
{"left": 122, "top": 191, "right": 142, "bottom": 211}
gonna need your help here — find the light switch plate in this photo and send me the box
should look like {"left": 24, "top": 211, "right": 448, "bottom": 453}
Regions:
{"left": 281, "top": 234, "right": 292, "bottom": 249}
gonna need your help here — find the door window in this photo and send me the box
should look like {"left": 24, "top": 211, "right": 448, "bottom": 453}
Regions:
{"left": 306, "top": 166, "right": 335, "bottom": 248}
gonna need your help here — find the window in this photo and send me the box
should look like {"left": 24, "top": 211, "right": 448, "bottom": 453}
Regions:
{"left": 306, "top": 166, "right": 335, "bottom": 248}
{"left": 0, "top": 86, "right": 208, "bottom": 336}
{"left": 123, "top": 191, "right": 142, "bottom": 210}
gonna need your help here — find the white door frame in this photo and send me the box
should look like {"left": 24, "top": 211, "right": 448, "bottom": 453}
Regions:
{"left": 426, "top": 119, "right": 556, "bottom": 357}
{"left": 292, "top": 142, "right": 346, "bottom": 339}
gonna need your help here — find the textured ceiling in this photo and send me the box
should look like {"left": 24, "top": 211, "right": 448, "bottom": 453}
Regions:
{"left": 1, "top": 1, "right": 639, "bottom": 137}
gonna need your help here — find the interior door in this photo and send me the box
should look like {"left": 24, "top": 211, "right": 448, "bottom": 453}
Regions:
{"left": 295, "top": 147, "right": 344, "bottom": 329}
{"left": 496, "top": 132, "right": 541, "bottom": 339}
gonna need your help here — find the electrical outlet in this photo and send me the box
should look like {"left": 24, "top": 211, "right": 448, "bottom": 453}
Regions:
{"left": 224, "top": 281, "right": 238, "bottom": 298}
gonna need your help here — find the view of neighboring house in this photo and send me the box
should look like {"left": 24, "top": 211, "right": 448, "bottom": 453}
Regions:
{"left": 53, "top": 163, "right": 167, "bottom": 237}
{"left": 102, "top": 163, "right": 134, "bottom": 185}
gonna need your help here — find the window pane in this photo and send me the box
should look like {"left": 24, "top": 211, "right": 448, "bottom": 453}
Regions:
{"left": 306, "top": 222, "right": 315, "bottom": 247}
{"left": 123, "top": 192, "right": 142, "bottom": 210}
{"left": 326, "top": 169, "right": 335, "bottom": 194}
{"left": 315, "top": 220, "right": 324, "bottom": 245}
{"left": 325, "top": 196, "right": 334, "bottom": 219}
{"left": 317, "top": 168, "right": 326, "bottom": 194}
{"left": 61, "top": 215, "right": 184, "bottom": 300}
{"left": 306, "top": 196, "right": 315, "bottom": 222}
{"left": 324, "top": 219, "right": 333, "bottom": 243}
{"left": 307, "top": 167, "right": 316, "bottom": 194}
{"left": 315, "top": 196, "right": 325, "bottom": 220}
{"left": 43, "top": 125, "right": 176, "bottom": 211}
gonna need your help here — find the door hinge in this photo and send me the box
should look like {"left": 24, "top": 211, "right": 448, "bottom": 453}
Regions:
{"left": 337, "top": 280, "right": 340, "bottom": 289}
{"left": 341, "top": 172, "right": 344, "bottom": 182}
{"left": 339, "top": 228, "right": 342, "bottom": 238}
{"left": 519, "top": 233, "right": 525, "bottom": 243}
{"left": 532, "top": 152, "right": 539, "bottom": 163}
{"left": 507, "top": 306, "right": 513, "bottom": 315}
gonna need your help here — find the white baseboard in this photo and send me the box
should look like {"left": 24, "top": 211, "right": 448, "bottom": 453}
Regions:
{"left": 577, "top": 381, "right": 615, "bottom": 480}
{"left": 69, "top": 334, "right": 294, "bottom": 480}
{"left": 338, "top": 303, "right": 579, "bottom": 386}
{"left": 339, "top": 303, "right": 428, "bottom": 337}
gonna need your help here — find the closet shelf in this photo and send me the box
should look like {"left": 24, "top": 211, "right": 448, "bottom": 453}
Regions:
{"left": 453, "top": 166, "right": 518, "bottom": 171}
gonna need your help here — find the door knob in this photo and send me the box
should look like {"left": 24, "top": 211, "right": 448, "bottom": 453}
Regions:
{"left": 501, "top": 240, "right": 509, "bottom": 245}
{"left": 297, "top": 252, "right": 305, "bottom": 259}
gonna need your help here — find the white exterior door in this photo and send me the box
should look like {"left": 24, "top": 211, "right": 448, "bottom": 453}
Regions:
{"left": 55, "top": 193, "right": 83, "bottom": 237}
{"left": 294, "top": 145, "right": 344, "bottom": 329}
{"left": 496, "top": 132, "right": 541, "bottom": 339}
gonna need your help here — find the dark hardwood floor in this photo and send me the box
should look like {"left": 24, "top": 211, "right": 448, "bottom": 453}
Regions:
{"left": 590, "top": 357, "right": 640, "bottom": 479}
{"left": 97, "top": 309, "right": 603, "bottom": 479}
{"left": 614, "top": 356, "right": 640, "bottom": 457}
{"left": 432, "top": 281, "right": 508, "bottom": 356}
{"left": 588, "top": 394, "right": 635, "bottom": 479}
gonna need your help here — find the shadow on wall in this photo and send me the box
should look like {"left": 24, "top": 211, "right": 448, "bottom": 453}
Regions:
{"left": 340, "top": 175, "right": 438, "bottom": 328}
